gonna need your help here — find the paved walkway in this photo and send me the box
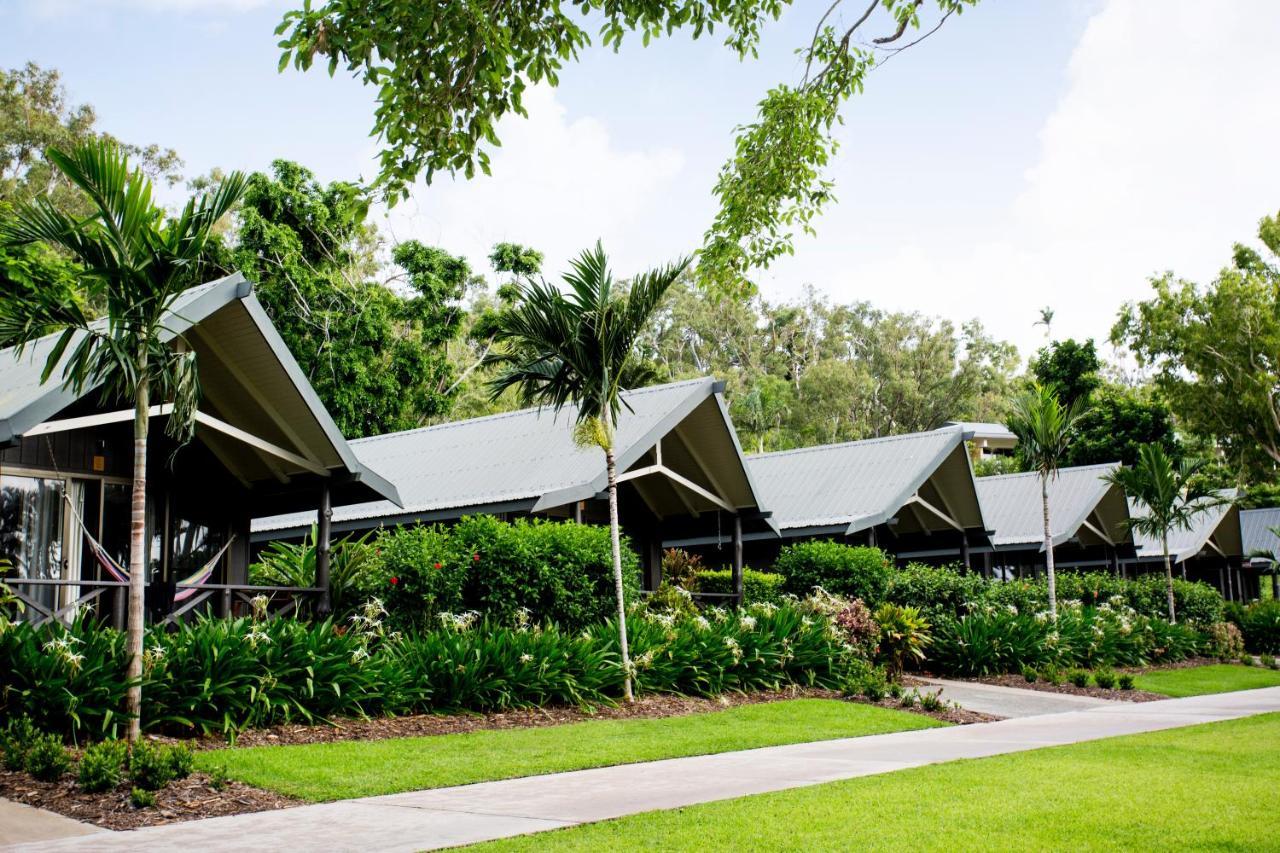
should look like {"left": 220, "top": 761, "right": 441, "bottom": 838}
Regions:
{"left": 7, "top": 687, "right": 1278, "bottom": 853}
{"left": 914, "top": 676, "right": 1120, "bottom": 718}
{"left": 0, "top": 801, "right": 103, "bottom": 849}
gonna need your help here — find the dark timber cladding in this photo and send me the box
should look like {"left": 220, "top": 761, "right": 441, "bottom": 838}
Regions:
{"left": 974, "top": 463, "right": 1135, "bottom": 578}
{"left": 252, "top": 378, "right": 773, "bottom": 591}
{"left": 0, "top": 274, "right": 400, "bottom": 624}
{"left": 667, "top": 427, "right": 987, "bottom": 569}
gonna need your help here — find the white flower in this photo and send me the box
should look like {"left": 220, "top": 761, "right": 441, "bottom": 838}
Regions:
{"left": 519, "top": 653, "right": 534, "bottom": 664}
{"left": 694, "top": 616, "right": 711, "bottom": 631}
{"left": 1006, "top": 604, "right": 1019, "bottom": 615}
{"left": 739, "top": 615, "right": 757, "bottom": 630}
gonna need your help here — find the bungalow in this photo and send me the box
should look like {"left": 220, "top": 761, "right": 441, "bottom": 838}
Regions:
{"left": 665, "top": 427, "right": 987, "bottom": 569}
{"left": 253, "top": 378, "right": 772, "bottom": 591}
{"left": 1241, "top": 506, "right": 1280, "bottom": 599}
{"left": 0, "top": 274, "right": 400, "bottom": 624}
{"left": 974, "top": 463, "right": 1134, "bottom": 579}
{"left": 1125, "top": 492, "right": 1245, "bottom": 600}
{"left": 945, "top": 421, "right": 1018, "bottom": 458}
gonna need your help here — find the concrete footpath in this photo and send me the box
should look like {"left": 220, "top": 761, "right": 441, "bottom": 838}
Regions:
{"left": 7, "top": 687, "right": 1280, "bottom": 853}
{"left": 914, "top": 676, "right": 1120, "bottom": 717}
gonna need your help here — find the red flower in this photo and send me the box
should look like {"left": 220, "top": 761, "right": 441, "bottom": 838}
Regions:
{"left": 434, "top": 562, "right": 443, "bottom": 570}
{"left": 389, "top": 576, "right": 399, "bottom": 586}
{"left": 473, "top": 553, "right": 481, "bottom": 562}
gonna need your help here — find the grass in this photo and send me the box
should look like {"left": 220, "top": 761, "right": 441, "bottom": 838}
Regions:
{"left": 472, "top": 713, "right": 1280, "bottom": 852}
{"left": 195, "top": 699, "right": 942, "bottom": 801}
{"left": 1132, "top": 663, "right": 1280, "bottom": 697}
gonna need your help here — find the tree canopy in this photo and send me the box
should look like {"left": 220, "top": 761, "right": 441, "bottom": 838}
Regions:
{"left": 1113, "top": 210, "right": 1280, "bottom": 485}
{"left": 275, "top": 0, "right": 977, "bottom": 295}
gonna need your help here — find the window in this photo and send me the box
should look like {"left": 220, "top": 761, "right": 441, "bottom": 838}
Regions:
{"left": 0, "top": 474, "right": 66, "bottom": 612}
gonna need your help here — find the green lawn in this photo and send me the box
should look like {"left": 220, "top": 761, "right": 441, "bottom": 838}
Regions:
{"left": 196, "top": 699, "right": 941, "bottom": 801}
{"left": 473, "top": 713, "right": 1280, "bottom": 852}
{"left": 1132, "top": 663, "right": 1280, "bottom": 698}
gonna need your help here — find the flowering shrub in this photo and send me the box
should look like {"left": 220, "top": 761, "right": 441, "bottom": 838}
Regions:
{"left": 832, "top": 598, "right": 880, "bottom": 658}
{"left": 1, "top": 598, "right": 865, "bottom": 741}
{"left": 928, "top": 600, "right": 1202, "bottom": 677}
{"left": 376, "top": 515, "right": 640, "bottom": 630}
{"left": 1207, "top": 621, "right": 1246, "bottom": 659}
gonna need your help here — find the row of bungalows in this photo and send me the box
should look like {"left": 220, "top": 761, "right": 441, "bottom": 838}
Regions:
{"left": 2, "top": 276, "right": 1273, "bottom": 624}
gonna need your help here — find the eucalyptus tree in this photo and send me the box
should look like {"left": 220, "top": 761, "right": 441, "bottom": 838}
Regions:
{"left": 0, "top": 140, "right": 245, "bottom": 740}
{"left": 484, "top": 243, "right": 689, "bottom": 702}
{"left": 1105, "top": 444, "right": 1225, "bottom": 623}
{"left": 1006, "top": 382, "right": 1085, "bottom": 619}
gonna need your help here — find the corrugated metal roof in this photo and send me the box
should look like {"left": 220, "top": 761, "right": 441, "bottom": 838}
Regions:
{"left": 0, "top": 276, "right": 237, "bottom": 442}
{"left": 1241, "top": 507, "right": 1280, "bottom": 559}
{"left": 944, "top": 421, "right": 1017, "bottom": 441}
{"left": 1130, "top": 491, "right": 1240, "bottom": 563}
{"left": 976, "top": 463, "right": 1120, "bottom": 548}
{"left": 746, "top": 428, "right": 964, "bottom": 533}
{"left": 254, "top": 378, "right": 728, "bottom": 532}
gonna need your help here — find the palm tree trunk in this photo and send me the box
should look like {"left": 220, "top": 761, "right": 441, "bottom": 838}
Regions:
{"left": 1162, "top": 532, "right": 1176, "bottom": 624}
{"left": 1041, "top": 475, "right": 1057, "bottom": 619}
{"left": 605, "top": 442, "right": 634, "bottom": 702}
{"left": 126, "top": 369, "right": 149, "bottom": 742}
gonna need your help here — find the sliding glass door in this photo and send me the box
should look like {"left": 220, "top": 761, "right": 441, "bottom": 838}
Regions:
{"left": 0, "top": 473, "right": 66, "bottom": 613}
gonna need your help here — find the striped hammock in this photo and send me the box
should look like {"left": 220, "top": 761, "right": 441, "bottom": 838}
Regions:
{"left": 65, "top": 495, "right": 234, "bottom": 602}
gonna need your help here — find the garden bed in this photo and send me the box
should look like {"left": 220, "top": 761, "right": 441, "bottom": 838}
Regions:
{"left": 0, "top": 767, "right": 296, "bottom": 831}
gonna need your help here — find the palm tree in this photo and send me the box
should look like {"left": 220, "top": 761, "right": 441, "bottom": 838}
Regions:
{"left": 1006, "top": 382, "right": 1085, "bottom": 619}
{"left": 0, "top": 140, "right": 245, "bottom": 740}
{"left": 483, "top": 243, "right": 689, "bottom": 702}
{"left": 1105, "top": 444, "right": 1226, "bottom": 623}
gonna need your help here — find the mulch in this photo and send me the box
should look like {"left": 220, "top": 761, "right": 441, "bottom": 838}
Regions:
{"left": 0, "top": 769, "right": 297, "bottom": 832}
{"left": 2, "top": 686, "right": 984, "bottom": 831}
{"left": 969, "top": 674, "right": 1166, "bottom": 702}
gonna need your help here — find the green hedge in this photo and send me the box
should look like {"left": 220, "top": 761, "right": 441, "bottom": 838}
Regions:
{"left": 0, "top": 603, "right": 864, "bottom": 741}
{"left": 775, "top": 542, "right": 893, "bottom": 604}
{"left": 1241, "top": 600, "right": 1280, "bottom": 653}
{"left": 694, "top": 569, "right": 785, "bottom": 605}
{"left": 886, "top": 565, "right": 1224, "bottom": 625}
{"left": 377, "top": 515, "right": 641, "bottom": 630}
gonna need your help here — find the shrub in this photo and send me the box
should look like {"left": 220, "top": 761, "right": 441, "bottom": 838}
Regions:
{"left": 130, "top": 787, "right": 156, "bottom": 808}
{"left": 919, "top": 690, "right": 947, "bottom": 712}
{"left": 1042, "top": 665, "right": 1064, "bottom": 686}
{"left": 694, "top": 569, "right": 786, "bottom": 605}
{"left": 857, "top": 666, "right": 889, "bottom": 701}
{"left": 1240, "top": 600, "right": 1280, "bottom": 653}
{"left": 775, "top": 542, "right": 893, "bottom": 604}
{"left": 1021, "top": 664, "right": 1038, "bottom": 683}
{"left": 0, "top": 617, "right": 132, "bottom": 741}
{"left": 884, "top": 563, "right": 987, "bottom": 623}
{"left": 25, "top": 733, "right": 71, "bottom": 782}
{"left": 1093, "top": 668, "right": 1117, "bottom": 689}
{"left": 167, "top": 743, "right": 195, "bottom": 780}
{"left": 1260, "top": 654, "right": 1278, "bottom": 670}
{"left": 1208, "top": 621, "right": 1246, "bottom": 660}
{"left": 378, "top": 516, "right": 641, "bottom": 630}
{"left": 872, "top": 603, "right": 931, "bottom": 677}
{"left": 660, "top": 549, "right": 703, "bottom": 590}
{"left": 1067, "top": 668, "right": 1090, "bottom": 688}
{"left": 1, "top": 715, "right": 38, "bottom": 771}
{"left": 209, "top": 763, "right": 229, "bottom": 791}
{"left": 129, "top": 741, "right": 179, "bottom": 791}
{"left": 78, "top": 740, "right": 128, "bottom": 793}
{"left": 1118, "top": 673, "right": 1135, "bottom": 690}
{"left": 832, "top": 598, "right": 880, "bottom": 658}
{"left": 249, "top": 528, "right": 381, "bottom": 619}
{"left": 1239, "top": 653, "right": 1254, "bottom": 667}
{"left": 931, "top": 611, "right": 1050, "bottom": 677}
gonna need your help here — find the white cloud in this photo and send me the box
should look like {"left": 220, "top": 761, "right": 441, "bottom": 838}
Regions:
{"left": 376, "top": 86, "right": 688, "bottom": 283}
{"left": 767, "top": 0, "right": 1280, "bottom": 359}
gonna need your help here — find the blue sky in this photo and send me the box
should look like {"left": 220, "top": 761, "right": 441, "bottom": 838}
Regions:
{"left": 6, "top": 1, "right": 1279, "bottom": 360}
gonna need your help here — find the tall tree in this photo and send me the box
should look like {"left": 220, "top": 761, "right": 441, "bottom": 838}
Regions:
{"left": 275, "top": 1, "right": 977, "bottom": 295}
{"left": 1113, "top": 210, "right": 1280, "bottom": 485}
{"left": 1029, "top": 338, "right": 1101, "bottom": 411}
{"left": 484, "top": 243, "right": 690, "bottom": 702}
{"left": 1065, "top": 383, "right": 1178, "bottom": 468}
{"left": 1105, "top": 445, "right": 1223, "bottom": 623}
{"left": 1006, "top": 382, "right": 1084, "bottom": 619}
{"left": 0, "top": 140, "right": 245, "bottom": 740}
{"left": 231, "top": 161, "right": 471, "bottom": 437}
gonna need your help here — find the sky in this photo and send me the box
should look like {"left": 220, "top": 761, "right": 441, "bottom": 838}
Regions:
{"left": 5, "top": 0, "right": 1280, "bottom": 362}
